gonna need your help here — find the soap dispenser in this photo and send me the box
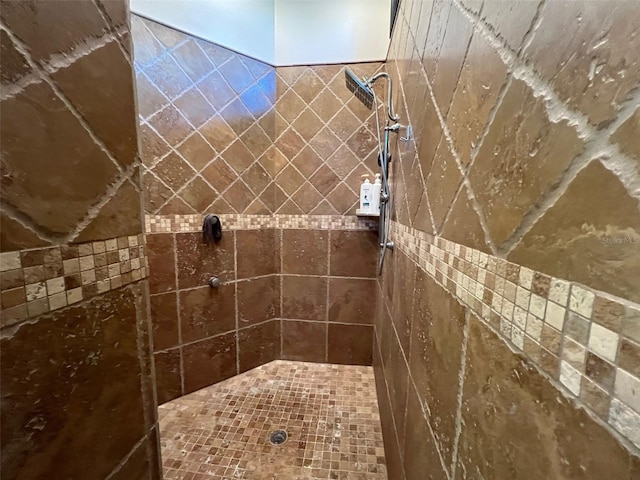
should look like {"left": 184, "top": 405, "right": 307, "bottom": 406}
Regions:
{"left": 371, "top": 173, "right": 382, "bottom": 214}
{"left": 360, "top": 174, "right": 373, "bottom": 213}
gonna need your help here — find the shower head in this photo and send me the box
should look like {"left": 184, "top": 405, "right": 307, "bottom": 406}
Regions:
{"left": 345, "top": 68, "right": 374, "bottom": 110}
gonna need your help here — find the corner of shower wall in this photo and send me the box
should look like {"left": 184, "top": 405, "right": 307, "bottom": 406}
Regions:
{"left": 0, "top": 1, "right": 160, "bottom": 478}
{"left": 134, "top": 15, "right": 387, "bottom": 405}
{"left": 374, "top": 1, "right": 640, "bottom": 479}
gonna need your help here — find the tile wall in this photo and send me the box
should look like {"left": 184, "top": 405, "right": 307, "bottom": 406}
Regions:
{"left": 0, "top": 1, "right": 160, "bottom": 478}
{"left": 375, "top": 1, "right": 640, "bottom": 479}
{"left": 132, "top": 15, "right": 387, "bottom": 403}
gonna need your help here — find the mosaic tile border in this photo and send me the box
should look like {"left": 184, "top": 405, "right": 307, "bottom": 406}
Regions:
{"left": 0, "top": 234, "right": 148, "bottom": 327}
{"left": 390, "top": 221, "right": 640, "bottom": 451}
{"left": 145, "top": 214, "right": 378, "bottom": 233}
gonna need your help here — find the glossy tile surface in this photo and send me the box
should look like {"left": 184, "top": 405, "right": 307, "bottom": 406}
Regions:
{"left": 159, "top": 360, "right": 387, "bottom": 479}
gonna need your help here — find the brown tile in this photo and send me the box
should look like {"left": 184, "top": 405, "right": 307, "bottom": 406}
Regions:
{"left": 391, "top": 251, "right": 417, "bottom": 353}
{"left": 457, "top": 315, "right": 632, "bottom": 479}
{"left": 404, "top": 382, "right": 448, "bottom": 480}
{"left": 291, "top": 69, "right": 324, "bottom": 104}
{"left": 143, "top": 169, "right": 173, "bottom": 213}
{"left": 611, "top": 107, "right": 639, "bottom": 165}
{"left": 580, "top": 376, "right": 612, "bottom": 420}
{"left": 179, "top": 176, "right": 216, "bottom": 212}
{"left": 240, "top": 123, "right": 273, "bottom": 160}
{"left": 282, "top": 275, "right": 327, "bottom": 321}
{"left": 180, "top": 285, "right": 236, "bottom": 343}
{"left": 470, "top": 78, "right": 584, "bottom": 245}
{"left": 282, "top": 230, "right": 328, "bottom": 275}
{"left": 237, "top": 276, "right": 279, "bottom": 327}
{"left": 236, "top": 229, "right": 278, "bottom": 279}
{"left": 222, "top": 139, "right": 255, "bottom": 174}
{"left": 158, "top": 360, "right": 386, "bottom": 479}
{"left": 240, "top": 84, "right": 272, "bottom": 119}
{"left": 148, "top": 104, "right": 192, "bottom": 146}
{"left": 1, "top": 28, "right": 31, "bottom": 85}
{"left": 238, "top": 320, "right": 280, "bottom": 373}
{"left": 176, "top": 132, "right": 216, "bottom": 172}
{"left": 310, "top": 165, "right": 340, "bottom": 197}
{"left": 441, "top": 186, "right": 491, "bottom": 253}
{"left": 139, "top": 123, "right": 170, "bottom": 167}
{"left": 275, "top": 164, "right": 305, "bottom": 196}
{"left": 281, "top": 320, "right": 326, "bottom": 362}
{"left": 277, "top": 127, "right": 306, "bottom": 160}
{"left": 131, "top": 15, "right": 164, "bottom": 67}
{"left": 585, "top": 352, "right": 616, "bottom": 391}
{"left": 618, "top": 338, "right": 640, "bottom": 378}
{"left": 197, "top": 71, "right": 236, "bottom": 110}
{"left": 384, "top": 323, "right": 409, "bottom": 447}
{"left": 182, "top": 332, "right": 236, "bottom": 394}
{"left": 224, "top": 180, "right": 254, "bottom": 212}
{"left": 171, "top": 39, "right": 213, "bottom": 81}
{"left": 430, "top": 5, "right": 474, "bottom": 116}
{"left": 52, "top": 40, "right": 138, "bottom": 168}
{"left": 480, "top": 0, "right": 541, "bottom": 51}
{"left": 176, "top": 232, "right": 235, "bottom": 289}
{"left": 146, "top": 234, "right": 176, "bottom": 294}
{"left": 0, "top": 269, "right": 24, "bottom": 291}
{"left": 531, "top": 272, "right": 551, "bottom": 298}
{"left": 309, "top": 88, "right": 343, "bottom": 123}
{"left": 144, "top": 54, "right": 192, "bottom": 100}
{"left": 509, "top": 164, "right": 640, "bottom": 306}
{"left": 199, "top": 114, "right": 237, "bottom": 153}
{"left": 217, "top": 55, "right": 253, "bottom": 94}
{"left": 1, "top": 0, "right": 108, "bottom": 63}
{"left": 329, "top": 230, "right": 377, "bottom": 278}
{"left": 409, "top": 273, "right": 466, "bottom": 466}
{"left": 291, "top": 183, "right": 323, "bottom": 213}
{"left": 0, "top": 287, "right": 148, "bottom": 480}
{"left": 242, "top": 163, "right": 271, "bottom": 195}
{"left": 153, "top": 151, "right": 195, "bottom": 191}
{"left": 173, "top": 87, "right": 215, "bottom": 128}
{"left": 154, "top": 349, "right": 182, "bottom": 405}
{"left": 328, "top": 278, "right": 376, "bottom": 324}
{"left": 1, "top": 81, "right": 119, "bottom": 235}
{"left": 540, "top": 323, "right": 561, "bottom": 355}
{"left": 564, "top": 311, "right": 590, "bottom": 345}
{"left": 201, "top": 158, "right": 237, "bottom": 193}
{"left": 1, "top": 286, "right": 26, "bottom": 309}
{"left": 592, "top": 295, "right": 625, "bottom": 332}
{"left": 426, "top": 136, "right": 463, "bottom": 230}
{"left": 327, "top": 323, "right": 372, "bottom": 365}
{"left": 73, "top": 180, "right": 142, "bottom": 242}
{"left": 523, "top": 1, "right": 640, "bottom": 127}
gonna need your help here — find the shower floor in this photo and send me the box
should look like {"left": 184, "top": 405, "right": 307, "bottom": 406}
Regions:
{"left": 158, "top": 360, "right": 388, "bottom": 479}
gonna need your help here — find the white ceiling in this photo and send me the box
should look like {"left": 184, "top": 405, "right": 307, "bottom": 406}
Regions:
{"left": 130, "top": 0, "right": 391, "bottom": 66}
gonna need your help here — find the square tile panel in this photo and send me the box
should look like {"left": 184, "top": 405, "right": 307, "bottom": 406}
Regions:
{"left": 158, "top": 360, "right": 387, "bottom": 479}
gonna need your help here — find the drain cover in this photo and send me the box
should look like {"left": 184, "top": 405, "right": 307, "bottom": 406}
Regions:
{"left": 269, "top": 429, "right": 288, "bottom": 445}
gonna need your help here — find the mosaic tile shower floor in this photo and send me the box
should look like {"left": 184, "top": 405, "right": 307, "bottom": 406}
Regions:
{"left": 158, "top": 360, "right": 388, "bottom": 479}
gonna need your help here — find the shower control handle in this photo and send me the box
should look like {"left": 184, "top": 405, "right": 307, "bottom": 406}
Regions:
{"left": 208, "top": 276, "right": 221, "bottom": 288}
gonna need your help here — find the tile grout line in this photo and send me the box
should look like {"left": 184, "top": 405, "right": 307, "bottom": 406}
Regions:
{"left": 389, "top": 221, "right": 640, "bottom": 454}
{"left": 449, "top": 309, "right": 471, "bottom": 480}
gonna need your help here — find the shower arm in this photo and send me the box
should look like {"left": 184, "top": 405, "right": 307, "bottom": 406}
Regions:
{"left": 364, "top": 72, "right": 399, "bottom": 123}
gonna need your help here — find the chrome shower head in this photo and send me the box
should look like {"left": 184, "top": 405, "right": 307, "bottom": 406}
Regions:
{"left": 344, "top": 68, "right": 374, "bottom": 110}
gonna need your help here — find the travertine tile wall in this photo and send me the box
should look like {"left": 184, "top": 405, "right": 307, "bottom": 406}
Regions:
{"left": 132, "top": 16, "right": 386, "bottom": 402}
{"left": 375, "top": 1, "right": 640, "bottom": 479}
{"left": 146, "top": 217, "right": 378, "bottom": 405}
{"left": 0, "top": 1, "right": 160, "bottom": 478}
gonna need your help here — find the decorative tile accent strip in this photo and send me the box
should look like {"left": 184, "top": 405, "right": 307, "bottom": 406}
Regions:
{"left": 0, "top": 234, "right": 148, "bottom": 327}
{"left": 145, "top": 214, "right": 378, "bottom": 233}
{"left": 390, "top": 221, "right": 640, "bottom": 450}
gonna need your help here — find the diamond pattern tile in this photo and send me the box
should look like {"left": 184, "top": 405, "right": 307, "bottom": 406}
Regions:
{"left": 133, "top": 14, "right": 383, "bottom": 217}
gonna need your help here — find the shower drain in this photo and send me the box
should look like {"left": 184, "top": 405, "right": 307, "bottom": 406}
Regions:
{"left": 269, "top": 429, "right": 288, "bottom": 445}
